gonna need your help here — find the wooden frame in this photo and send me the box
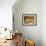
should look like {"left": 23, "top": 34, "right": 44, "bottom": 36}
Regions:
{"left": 22, "top": 14, "right": 37, "bottom": 26}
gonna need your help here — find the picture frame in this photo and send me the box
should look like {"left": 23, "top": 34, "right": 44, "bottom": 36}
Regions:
{"left": 22, "top": 14, "right": 37, "bottom": 26}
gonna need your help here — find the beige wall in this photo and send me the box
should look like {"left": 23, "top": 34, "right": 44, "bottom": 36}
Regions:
{"left": 13, "top": 0, "right": 46, "bottom": 46}
{"left": 13, "top": 0, "right": 41, "bottom": 46}
{"left": 41, "top": 0, "right": 46, "bottom": 46}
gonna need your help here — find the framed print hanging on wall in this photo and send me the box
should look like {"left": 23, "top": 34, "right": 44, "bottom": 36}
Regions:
{"left": 22, "top": 14, "right": 37, "bottom": 26}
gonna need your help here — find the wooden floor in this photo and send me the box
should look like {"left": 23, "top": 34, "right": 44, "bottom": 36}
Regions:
{"left": 0, "top": 39, "right": 16, "bottom": 46}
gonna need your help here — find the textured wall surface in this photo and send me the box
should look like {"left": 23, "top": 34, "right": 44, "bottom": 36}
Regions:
{"left": 13, "top": 0, "right": 41, "bottom": 46}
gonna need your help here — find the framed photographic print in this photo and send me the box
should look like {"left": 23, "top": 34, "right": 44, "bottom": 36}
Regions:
{"left": 22, "top": 14, "right": 37, "bottom": 26}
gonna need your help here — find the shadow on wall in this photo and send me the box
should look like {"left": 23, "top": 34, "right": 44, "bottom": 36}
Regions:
{"left": 12, "top": 0, "right": 24, "bottom": 10}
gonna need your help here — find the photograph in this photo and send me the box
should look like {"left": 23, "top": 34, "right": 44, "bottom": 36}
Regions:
{"left": 22, "top": 14, "right": 37, "bottom": 26}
